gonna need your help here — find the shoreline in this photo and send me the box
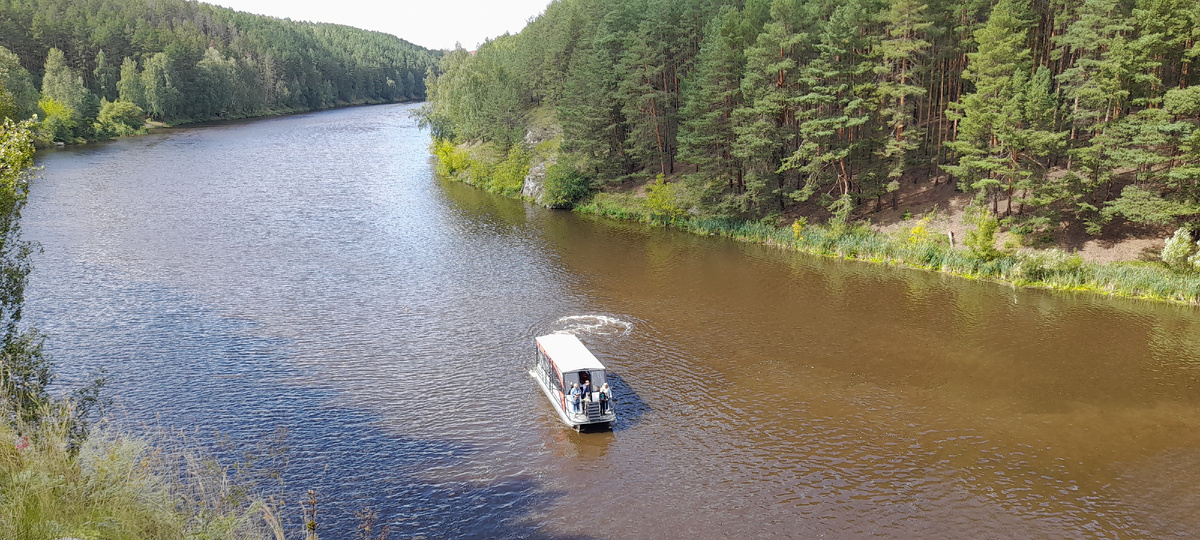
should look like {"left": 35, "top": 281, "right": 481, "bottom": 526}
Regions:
{"left": 432, "top": 149, "right": 1200, "bottom": 307}
{"left": 41, "top": 99, "right": 424, "bottom": 148}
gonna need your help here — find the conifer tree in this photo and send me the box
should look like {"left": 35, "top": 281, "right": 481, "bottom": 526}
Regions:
{"left": 617, "top": 21, "right": 673, "bottom": 176}
{"left": 943, "top": 0, "right": 1033, "bottom": 213}
{"left": 678, "top": 6, "right": 746, "bottom": 206}
{"left": 732, "top": 0, "right": 809, "bottom": 215}
{"left": 782, "top": 0, "right": 876, "bottom": 211}
{"left": 1055, "top": 0, "right": 1162, "bottom": 229}
{"left": 874, "top": 0, "right": 931, "bottom": 208}
{"left": 560, "top": 29, "right": 630, "bottom": 178}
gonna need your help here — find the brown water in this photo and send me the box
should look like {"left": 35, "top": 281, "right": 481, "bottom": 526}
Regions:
{"left": 24, "top": 103, "right": 1200, "bottom": 538}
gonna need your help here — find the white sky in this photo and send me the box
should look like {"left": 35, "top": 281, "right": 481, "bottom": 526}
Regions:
{"left": 208, "top": 0, "right": 552, "bottom": 51}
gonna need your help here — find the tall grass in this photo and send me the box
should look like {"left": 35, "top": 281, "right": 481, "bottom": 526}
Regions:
{"left": 0, "top": 404, "right": 285, "bottom": 540}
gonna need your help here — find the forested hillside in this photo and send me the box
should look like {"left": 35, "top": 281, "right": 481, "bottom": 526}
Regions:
{"left": 421, "top": 0, "right": 1200, "bottom": 238}
{"left": 0, "top": 0, "right": 440, "bottom": 141}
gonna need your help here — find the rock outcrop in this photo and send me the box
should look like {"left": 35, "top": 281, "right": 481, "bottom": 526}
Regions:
{"left": 520, "top": 118, "right": 562, "bottom": 207}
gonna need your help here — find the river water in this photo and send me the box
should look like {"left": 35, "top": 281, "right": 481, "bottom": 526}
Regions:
{"left": 23, "top": 103, "right": 1200, "bottom": 538}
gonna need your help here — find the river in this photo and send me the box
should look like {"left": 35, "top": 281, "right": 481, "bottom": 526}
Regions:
{"left": 24, "top": 103, "right": 1200, "bottom": 538}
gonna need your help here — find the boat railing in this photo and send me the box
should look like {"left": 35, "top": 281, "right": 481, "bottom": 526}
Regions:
{"left": 566, "top": 392, "right": 616, "bottom": 421}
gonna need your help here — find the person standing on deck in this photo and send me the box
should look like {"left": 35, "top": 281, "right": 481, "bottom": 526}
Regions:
{"left": 599, "top": 383, "right": 611, "bottom": 415}
{"left": 568, "top": 383, "right": 582, "bottom": 415}
{"left": 579, "top": 378, "right": 592, "bottom": 410}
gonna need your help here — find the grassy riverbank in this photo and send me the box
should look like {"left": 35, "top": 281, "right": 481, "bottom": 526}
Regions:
{"left": 577, "top": 191, "right": 1200, "bottom": 305}
{"left": 0, "top": 409, "right": 287, "bottom": 540}
{"left": 430, "top": 143, "right": 1200, "bottom": 305}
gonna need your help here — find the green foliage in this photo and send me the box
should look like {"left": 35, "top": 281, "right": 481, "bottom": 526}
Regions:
{"left": 117, "top": 56, "right": 144, "bottom": 108}
{"left": 432, "top": 138, "right": 532, "bottom": 197}
{"left": 40, "top": 48, "right": 92, "bottom": 117}
{"left": 97, "top": 98, "right": 145, "bottom": 136}
{"left": 574, "top": 191, "right": 654, "bottom": 222}
{"left": 791, "top": 217, "right": 807, "bottom": 240}
{"left": 422, "top": 0, "right": 1200, "bottom": 246}
{"left": 963, "top": 207, "right": 1003, "bottom": 261}
{"left": 1103, "top": 184, "right": 1200, "bottom": 225}
{"left": 645, "top": 174, "right": 688, "bottom": 222}
{"left": 0, "top": 0, "right": 440, "bottom": 129}
{"left": 419, "top": 40, "right": 526, "bottom": 147}
{"left": 1011, "top": 249, "right": 1084, "bottom": 282}
{"left": 906, "top": 216, "right": 935, "bottom": 245}
{"left": 432, "top": 138, "right": 472, "bottom": 178}
{"left": 542, "top": 164, "right": 591, "bottom": 208}
{"left": 0, "top": 47, "right": 38, "bottom": 121}
{"left": 36, "top": 96, "right": 76, "bottom": 142}
{"left": 1161, "top": 227, "right": 1200, "bottom": 271}
{"left": 491, "top": 145, "right": 532, "bottom": 196}
{"left": 38, "top": 48, "right": 98, "bottom": 141}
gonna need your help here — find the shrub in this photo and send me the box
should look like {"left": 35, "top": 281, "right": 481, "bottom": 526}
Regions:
{"left": 491, "top": 145, "right": 530, "bottom": 196}
{"left": 432, "top": 138, "right": 470, "bottom": 178}
{"left": 97, "top": 99, "right": 145, "bottom": 136}
{"left": 645, "top": 174, "right": 687, "bottom": 222}
{"left": 963, "top": 207, "right": 1002, "bottom": 261}
{"left": 906, "top": 217, "right": 936, "bottom": 245}
{"left": 38, "top": 97, "right": 77, "bottom": 143}
{"left": 1161, "top": 227, "right": 1199, "bottom": 271}
{"left": 791, "top": 217, "right": 807, "bottom": 240}
{"left": 541, "top": 164, "right": 590, "bottom": 208}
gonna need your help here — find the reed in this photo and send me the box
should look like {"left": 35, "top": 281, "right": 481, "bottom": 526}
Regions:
{"left": 0, "top": 396, "right": 291, "bottom": 540}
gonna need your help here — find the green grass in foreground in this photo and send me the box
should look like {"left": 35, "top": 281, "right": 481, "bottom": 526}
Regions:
{"left": 0, "top": 406, "right": 286, "bottom": 540}
{"left": 575, "top": 192, "right": 1200, "bottom": 305}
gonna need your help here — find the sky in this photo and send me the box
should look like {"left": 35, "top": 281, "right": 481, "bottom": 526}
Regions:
{"left": 208, "top": 0, "right": 552, "bottom": 51}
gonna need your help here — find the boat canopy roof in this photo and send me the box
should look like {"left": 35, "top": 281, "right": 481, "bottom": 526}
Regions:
{"left": 536, "top": 334, "right": 606, "bottom": 373}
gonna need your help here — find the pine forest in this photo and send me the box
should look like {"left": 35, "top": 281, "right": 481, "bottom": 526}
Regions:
{"left": 0, "top": 0, "right": 440, "bottom": 141}
{"left": 421, "top": 0, "right": 1200, "bottom": 243}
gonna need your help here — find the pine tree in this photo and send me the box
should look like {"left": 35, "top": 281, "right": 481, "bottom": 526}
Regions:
{"left": 559, "top": 26, "right": 630, "bottom": 179}
{"left": 732, "top": 0, "right": 809, "bottom": 215}
{"left": 1055, "top": 0, "right": 1163, "bottom": 229}
{"left": 874, "top": 0, "right": 931, "bottom": 208}
{"left": 943, "top": 0, "right": 1033, "bottom": 213}
{"left": 782, "top": 0, "right": 877, "bottom": 212}
{"left": 678, "top": 6, "right": 745, "bottom": 208}
{"left": 617, "top": 21, "right": 673, "bottom": 176}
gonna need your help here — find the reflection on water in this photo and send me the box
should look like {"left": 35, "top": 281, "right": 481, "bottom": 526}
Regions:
{"left": 23, "top": 103, "right": 1200, "bottom": 538}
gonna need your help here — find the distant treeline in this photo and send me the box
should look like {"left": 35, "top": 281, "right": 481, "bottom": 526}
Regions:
{"left": 0, "top": 0, "right": 441, "bottom": 141}
{"left": 421, "top": 0, "right": 1200, "bottom": 235}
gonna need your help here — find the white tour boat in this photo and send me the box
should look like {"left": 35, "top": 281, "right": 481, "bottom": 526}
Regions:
{"left": 530, "top": 333, "right": 617, "bottom": 430}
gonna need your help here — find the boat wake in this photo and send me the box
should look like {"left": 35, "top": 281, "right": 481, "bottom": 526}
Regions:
{"left": 551, "top": 314, "right": 633, "bottom": 337}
